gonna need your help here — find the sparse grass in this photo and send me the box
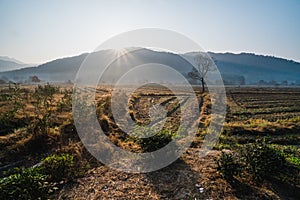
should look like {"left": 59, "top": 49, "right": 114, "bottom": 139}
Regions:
{"left": 271, "top": 144, "right": 300, "bottom": 167}
{"left": 214, "top": 134, "right": 239, "bottom": 150}
{"left": 39, "top": 153, "right": 79, "bottom": 181}
{"left": 0, "top": 85, "right": 299, "bottom": 199}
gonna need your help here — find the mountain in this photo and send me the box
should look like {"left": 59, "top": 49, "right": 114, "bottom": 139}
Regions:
{"left": 0, "top": 56, "right": 34, "bottom": 72}
{"left": 0, "top": 49, "right": 299, "bottom": 85}
{"left": 208, "top": 52, "right": 300, "bottom": 84}
{"left": 0, "top": 54, "right": 88, "bottom": 83}
{"left": 0, "top": 56, "right": 26, "bottom": 65}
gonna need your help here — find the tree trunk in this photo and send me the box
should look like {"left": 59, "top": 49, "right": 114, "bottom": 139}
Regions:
{"left": 201, "top": 78, "right": 205, "bottom": 93}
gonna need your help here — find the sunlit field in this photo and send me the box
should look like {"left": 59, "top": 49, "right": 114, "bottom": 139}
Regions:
{"left": 0, "top": 83, "right": 299, "bottom": 199}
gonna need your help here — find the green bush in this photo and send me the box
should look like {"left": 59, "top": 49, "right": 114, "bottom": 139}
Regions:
{"left": 217, "top": 151, "right": 241, "bottom": 180}
{"left": 130, "top": 127, "right": 178, "bottom": 152}
{"left": 0, "top": 168, "right": 47, "bottom": 200}
{"left": 277, "top": 145, "right": 300, "bottom": 167}
{"left": 286, "top": 156, "right": 300, "bottom": 166}
{"left": 139, "top": 131, "right": 173, "bottom": 152}
{"left": 39, "top": 153, "right": 77, "bottom": 181}
{"left": 242, "top": 139, "right": 285, "bottom": 180}
{"left": 0, "top": 154, "right": 84, "bottom": 199}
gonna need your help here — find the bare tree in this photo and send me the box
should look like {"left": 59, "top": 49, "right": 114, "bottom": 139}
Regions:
{"left": 188, "top": 53, "right": 215, "bottom": 93}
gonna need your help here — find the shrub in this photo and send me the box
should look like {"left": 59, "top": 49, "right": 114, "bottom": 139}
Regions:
{"left": 39, "top": 153, "right": 77, "bottom": 181}
{"left": 30, "top": 84, "right": 60, "bottom": 137}
{"left": 277, "top": 145, "right": 300, "bottom": 167}
{"left": 242, "top": 139, "right": 285, "bottom": 180}
{"left": 34, "top": 84, "right": 60, "bottom": 97}
{"left": 0, "top": 168, "right": 47, "bottom": 200}
{"left": 286, "top": 157, "right": 300, "bottom": 166}
{"left": 0, "top": 153, "right": 86, "bottom": 199}
{"left": 217, "top": 151, "right": 241, "bottom": 180}
{"left": 139, "top": 131, "right": 173, "bottom": 152}
{"left": 130, "top": 127, "right": 178, "bottom": 152}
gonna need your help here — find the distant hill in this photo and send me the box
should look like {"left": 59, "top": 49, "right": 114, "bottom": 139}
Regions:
{"left": 208, "top": 52, "right": 300, "bottom": 84}
{"left": 0, "top": 56, "right": 34, "bottom": 72}
{"left": 0, "top": 54, "right": 88, "bottom": 83}
{"left": 0, "top": 49, "right": 299, "bottom": 85}
{"left": 0, "top": 56, "right": 25, "bottom": 65}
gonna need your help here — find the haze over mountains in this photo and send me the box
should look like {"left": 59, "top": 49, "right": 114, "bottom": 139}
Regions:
{"left": 0, "top": 49, "right": 299, "bottom": 85}
{"left": 0, "top": 56, "right": 34, "bottom": 72}
{"left": 209, "top": 52, "right": 300, "bottom": 85}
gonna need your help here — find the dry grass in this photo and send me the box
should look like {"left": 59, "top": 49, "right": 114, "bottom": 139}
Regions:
{"left": 0, "top": 84, "right": 299, "bottom": 199}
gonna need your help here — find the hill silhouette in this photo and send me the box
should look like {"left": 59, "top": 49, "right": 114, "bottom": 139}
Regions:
{"left": 0, "top": 49, "right": 299, "bottom": 85}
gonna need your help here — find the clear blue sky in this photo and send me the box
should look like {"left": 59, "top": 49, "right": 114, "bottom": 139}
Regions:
{"left": 0, "top": 0, "right": 299, "bottom": 63}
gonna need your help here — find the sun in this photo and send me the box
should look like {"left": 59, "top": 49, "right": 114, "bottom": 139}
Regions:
{"left": 112, "top": 47, "right": 136, "bottom": 67}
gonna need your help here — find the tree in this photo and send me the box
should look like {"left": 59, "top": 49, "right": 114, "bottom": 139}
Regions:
{"left": 281, "top": 80, "right": 288, "bottom": 86}
{"left": 0, "top": 79, "right": 6, "bottom": 84}
{"left": 258, "top": 80, "right": 267, "bottom": 85}
{"left": 188, "top": 53, "right": 215, "bottom": 93}
{"left": 31, "top": 75, "right": 41, "bottom": 83}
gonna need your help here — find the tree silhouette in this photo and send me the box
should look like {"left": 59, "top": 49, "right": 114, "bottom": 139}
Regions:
{"left": 188, "top": 53, "right": 215, "bottom": 93}
{"left": 31, "top": 75, "right": 41, "bottom": 83}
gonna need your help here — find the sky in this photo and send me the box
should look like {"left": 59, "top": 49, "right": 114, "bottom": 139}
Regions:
{"left": 0, "top": 0, "right": 299, "bottom": 64}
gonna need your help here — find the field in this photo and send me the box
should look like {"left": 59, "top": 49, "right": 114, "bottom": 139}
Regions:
{"left": 0, "top": 83, "right": 299, "bottom": 199}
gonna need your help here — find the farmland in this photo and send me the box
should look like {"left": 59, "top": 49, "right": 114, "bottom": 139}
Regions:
{"left": 0, "top": 84, "right": 299, "bottom": 199}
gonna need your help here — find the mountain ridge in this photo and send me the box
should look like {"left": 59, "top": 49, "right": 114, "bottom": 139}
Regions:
{"left": 0, "top": 49, "right": 299, "bottom": 85}
{"left": 0, "top": 56, "right": 36, "bottom": 72}
{"left": 0, "top": 56, "right": 25, "bottom": 65}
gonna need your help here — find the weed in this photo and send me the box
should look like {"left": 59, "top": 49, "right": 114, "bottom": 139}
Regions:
{"left": 29, "top": 84, "right": 60, "bottom": 138}
{"left": 216, "top": 151, "right": 242, "bottom": 180}
{"left": 39, "top": 153, "right": 77, "bottom": 181}
{"left": 0, "top": 168, "right": 48, "bottom": 200}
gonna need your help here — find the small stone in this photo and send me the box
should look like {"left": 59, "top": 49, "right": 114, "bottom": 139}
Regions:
{"left": 103, "top": 185, "right": 109, "bottom": 192}
{"left": 199, "top": 187, "right": 204, "bottom": 193}
{"left": 53, "top": 187, "right": 59, "bottom": 190}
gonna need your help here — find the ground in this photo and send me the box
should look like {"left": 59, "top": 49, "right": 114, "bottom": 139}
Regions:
{"left": 0, "top": 84, "right": 299, "bottom": 199}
